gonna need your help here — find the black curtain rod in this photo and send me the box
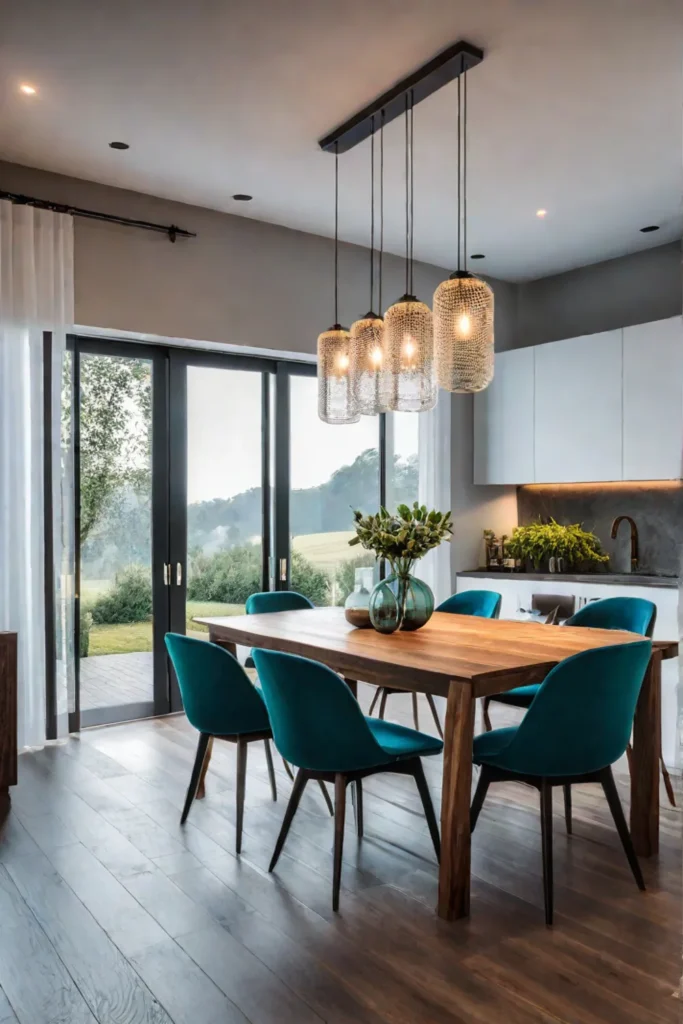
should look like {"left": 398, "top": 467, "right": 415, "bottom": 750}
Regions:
{"left": 0, "top": 189, "right": 196, "bottom": 242}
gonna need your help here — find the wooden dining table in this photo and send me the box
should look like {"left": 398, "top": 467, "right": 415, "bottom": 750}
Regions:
{"left": 194, "top": 607, "right": 677, "bottom": 921}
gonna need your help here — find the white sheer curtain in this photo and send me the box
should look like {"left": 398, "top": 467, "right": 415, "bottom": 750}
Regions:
{"left": 0, "top": 201, "right": 74, "bottom": 749}
{"left": 418, "top": 392, "right": 452, "bottom": 606}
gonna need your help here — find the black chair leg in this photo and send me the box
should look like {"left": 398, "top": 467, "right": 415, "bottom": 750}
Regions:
{"left": 540, "top": 780, "right": 554, "bottom": 926}
{"left": 354, "top": 779, "right": 364, "bottom": 838}
{"left": 181, "top": 732, "right": 211, "bottom": 825}
{"left": 411, "top": 692, "right": 420, "bottom": 730}
{"left": 482, "top": 697, "right": 493, "bottom": 732}
{"left": 378, "top": 688, "right": 388, "bottom": 720}
{"left": 235, "top": 737, "right": 248, "bottom": 854}
{"left": 269, "top": 768, "right": 309, "bottom": 872}
{"left": 425, "top": 693, "right": 443, "bottom": 738}
{"left": 600, "top": 766, "right": 646, "bottom": 891}
{"left": 563, "top": 784, "right": 572, "bottom": 835}
{"left": 411, "top": 759, "right": 441, "bottom": 861}
{"left": 368, "top": 687, "right": 381, "bottom": 716}
{"left": 264, "top": 739, "right": 277, "bottom": 802}
{"left": 333, "top": 774, "right": 347, "bottom": 911}
{"left": 470, "top": 765, "right": 491, "bottom": 833}
{"left": 318, "top": 781, "right": 334, "bottom": 816}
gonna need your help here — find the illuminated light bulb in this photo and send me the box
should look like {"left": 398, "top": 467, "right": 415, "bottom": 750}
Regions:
{"left": 458, "top": 314, "right": 471, "bottom": 337}
{"left": 403, "top": 337, "right": 416, "bottom": 359}
{"left": 370, "top": 346, "right": 383, "bottom": 367}
{"left": 433, "top": 273, "right": 494, "bottom": 393}
{"left": 20, "top": 84, "right": 37, "bottom": 95}
{"left": 317, "top": 325, "right": 359, "bottom": 424}
{"left": 536, "top": 208, "right": 547, "bottom": 218}
{"left": 337, "top": 353, "right": 349, "bottom": 373}
{"left": 383, "top": 295, "right": 436, "bottom": 412}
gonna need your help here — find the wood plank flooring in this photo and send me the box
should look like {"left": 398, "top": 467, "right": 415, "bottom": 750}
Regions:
{"left": 0, "top": 685, "right": 680, "bottom": 1024}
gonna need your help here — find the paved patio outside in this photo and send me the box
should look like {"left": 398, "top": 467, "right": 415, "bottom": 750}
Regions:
{"left": 80, "top": 651, "right": 153, "bottom": 710}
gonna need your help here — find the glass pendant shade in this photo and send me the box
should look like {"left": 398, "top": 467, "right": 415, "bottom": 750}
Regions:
{"left": 317, "top": 324, "right": 359, "bottom": 424}
{"left": 434, "top": 272, "right": 494, "bottom": 393}
{"left": 383, "top": 295, "right": 436, "bottom": 412}
{"left": 350, "top": 312, "right": 389, "bottom": 415}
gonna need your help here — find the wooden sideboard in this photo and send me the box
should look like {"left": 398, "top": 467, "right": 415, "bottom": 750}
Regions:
{"left": 0, "top": 632, "right": 17, "bottom": 812}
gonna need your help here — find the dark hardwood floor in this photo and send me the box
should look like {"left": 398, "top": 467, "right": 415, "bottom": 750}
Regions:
{"left": 0, "top": 685, "right": 680, "bottom": 1024}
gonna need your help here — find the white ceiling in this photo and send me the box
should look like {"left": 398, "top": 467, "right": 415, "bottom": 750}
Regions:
{"left": 0, "top": 0, "right": 681, "bottom": 281}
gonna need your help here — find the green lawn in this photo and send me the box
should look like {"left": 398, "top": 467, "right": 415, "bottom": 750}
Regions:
{"left": 87, "top": 601, "right": 245, "bottom": 657}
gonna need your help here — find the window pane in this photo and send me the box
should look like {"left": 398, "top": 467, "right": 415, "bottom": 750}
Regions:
{"left": 387, "top": 412, "right": 419, "bottom": 510}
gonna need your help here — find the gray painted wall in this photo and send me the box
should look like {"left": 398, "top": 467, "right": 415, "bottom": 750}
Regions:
{"left": 515, "top": 242, "right": 682, "bottom": 349}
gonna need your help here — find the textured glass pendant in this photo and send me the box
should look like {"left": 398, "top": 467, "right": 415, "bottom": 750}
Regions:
{"left": 350, "top": 312, "right": 389, "bottom": 415}
{"left": 434, "top": 271, "right": 494, "bottom": 392}
{"left": 383, "top": 295, "right": 436, "bottom": 412}
{"left": 317, "top": 324, "right": 359, "bottom": 424}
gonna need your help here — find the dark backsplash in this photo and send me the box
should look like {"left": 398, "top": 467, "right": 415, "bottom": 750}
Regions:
{"left": 517, "top": 483, "right": 683, "bottom": 577}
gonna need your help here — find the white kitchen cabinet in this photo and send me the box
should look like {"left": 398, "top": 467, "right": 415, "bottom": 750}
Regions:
{"left": 623, "top": 316, "right": 683, "bottom": 480}
{"left": 474, "top": 347, "right": 535, "bottom": 484}
{"left": 534, "top": 330, "right": 623, "bottom": 483}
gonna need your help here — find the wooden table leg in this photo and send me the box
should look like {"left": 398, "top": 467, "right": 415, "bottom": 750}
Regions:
{"left": 197, "top": 635, "right": 238, "bottom": 799}
{"left": 438, "top": 682, "right": 475, "bottom": 920}
{"left": 344, "top": 678, "right": 358, "bottom": 699}
{"left": 630, "top": 649, "right": 661, "bottom": 857}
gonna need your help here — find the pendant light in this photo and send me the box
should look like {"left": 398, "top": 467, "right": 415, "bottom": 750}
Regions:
{"left": 351, "top": 114, "right": 390, "bottom": 416}
{"left": 384, "top": 94, "right": 436, "bottom": 413}
{"left": 434, "top": 67, "right": 494, "bottom": 393}
{"left": 318, "top": 144, "right": 359, "bottom": 424}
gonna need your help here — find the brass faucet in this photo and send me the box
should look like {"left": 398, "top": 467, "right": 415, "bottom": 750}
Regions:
{"left": 610, "top": 515, "right": 639, "bottom": 572}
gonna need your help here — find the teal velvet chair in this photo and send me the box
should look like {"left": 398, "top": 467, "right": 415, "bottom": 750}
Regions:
{"left": 471, "top": 640, "right": 652, "bottom": 925}
{"left": 368, "top": 589, "right": 502, "bottom": 737}
{"left": 252, "top": 648, "right": 443, "bottom": 911}
{"left": 165, "top": 633, "right": 277, "bottom": 853}
{"left": 246, "top": 590, "right": 333, "bottom": 814}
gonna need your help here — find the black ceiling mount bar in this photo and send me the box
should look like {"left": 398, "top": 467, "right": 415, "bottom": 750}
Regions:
{"left": 318, "top": 40, "right": 483, "bottom": 154}
{"left": 0, "top": 189, "right": 196, "bottom": 243}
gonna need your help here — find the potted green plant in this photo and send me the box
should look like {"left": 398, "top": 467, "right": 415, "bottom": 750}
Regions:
{"left": 506, "top": 519, "right": 609, "bottom": 572}
{"left": 349, "top": 503, "right": 453, "bottom": 633}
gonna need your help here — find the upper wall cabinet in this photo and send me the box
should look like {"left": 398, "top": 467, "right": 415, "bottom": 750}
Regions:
{"left": 622, "top": 317, "right": 683, "bottom": 480}
{"left": 474, "top": 347, "right": 535, "bottom": 485}
{"left": 534, "top": 330, "right": 623, "bottom": 483}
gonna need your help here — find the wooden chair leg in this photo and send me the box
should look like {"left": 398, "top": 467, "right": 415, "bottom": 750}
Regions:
{"left": 425, "top": 693, "right": 443, "bottom": 738}
{"left": 469, "top": 765, "right": 490, "bottom": 833}
{"left": 264, "top": 739, "right": 277, "bottom": 802}
{"left": 482, "top": 697, "right": 493, "bottom": 732}
{"left": 333, "top": 774, "right": 347, "bottom": 912}
{"left": 318, "top": 781, "right": 334, "bottom": 816}
{"left": 354, "top": 780, "right": 364, "bottom": 838}
{"left": 181, "top": 733, "right": 211, "bottom": 825}
{"left": 368, "top": 686, "right": 381, "bottom": 716}
{"left": 378, "top": 688, "right": 388, "bottom": 720}
{"left": 282, "top": 757, "right": 294, "bottom": 780}
{"left": 660, "top": 755, "right": 676, "bottom": 808}
{"left": 540, "top": 781, "right": 554, "bottom": 926}
{"left": 195, "top": 734, "right": 214, "bottom": 799}
{"left": 563, "top": 784, "right": 572, "bottom": 835}
{"left": 412, "top": 759, "right": 441, "bottom": 861}
{"left": 235, "top": 737, "right": 248, "bottom": 855}
{"left": 269, "top": 769, "right": 309, "bottom": 872}
{"left": 600, "top": 766, "right": 645, "bottom": 891}
{"left": 411, "top": 691, "right": 420, "bottom": 731}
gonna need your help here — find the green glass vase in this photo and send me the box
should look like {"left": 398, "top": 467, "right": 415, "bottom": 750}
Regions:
{"left": 369, "top": 572, "right": 434, "bottom": 634}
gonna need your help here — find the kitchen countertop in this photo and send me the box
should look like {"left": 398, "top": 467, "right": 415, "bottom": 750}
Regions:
{"left": 459, "top": 570, "right": 679, "bottom": 590}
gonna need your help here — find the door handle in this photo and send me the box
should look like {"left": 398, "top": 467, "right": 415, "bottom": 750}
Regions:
{"left": 279, "top": 557, "right": 287, "bottom": 582}
{"left": 163, "top": 563, "right": 171, "bottom": 586}
{"left": 176, "top": 562, "right": 183, "bottom": 586}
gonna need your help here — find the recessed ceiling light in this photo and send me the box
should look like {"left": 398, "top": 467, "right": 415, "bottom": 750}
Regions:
{"left": 470, "top": 253, "right": 485, "bottom": 260}
{"left": 536, "top": 209, "right": 547, "bottom": 218}
{"left": 109, "top": 141, "right": 129, "bottom": 150}
{"left": 232, "top": 194, "right": 252, "bottom": 202}
{"left": 19, "top": 83, "right": 37, "bottom": 95}
{"left": 640, "top": 224, "right": 659, "bottom": 233}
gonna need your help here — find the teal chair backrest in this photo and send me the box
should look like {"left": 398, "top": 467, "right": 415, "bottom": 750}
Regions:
{"left": 565, "top": 596, "right": 656, "bottom": 637}
{"left": 165, "top": 633, "right": 269, "bottom": 736}
{"left": 437, "top": 590, "right": 502, "bottom": 619}
{"left": 494, "top": 641, "right": 652, "bottom": 777}
{"left": 246, "top": 591, "right": 314, "bottom": 615}
{"left": 252, "top": 648, "right": 391, "bottom": 772}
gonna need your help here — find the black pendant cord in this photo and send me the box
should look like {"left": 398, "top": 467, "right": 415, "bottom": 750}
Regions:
{"left": 404, "top": 93, "right": 410, "bottom": 296}
{"left": 334, "top": 142, "right": 339, "bottom": 325}
{"left": 409, "top": 90, "right": 415, "bottom": 296}
{"left": 379, "top": 110, "right": 385, "bottom": 314}
{"left": 463, "top": 67, "right": 468, "bottom": 275}
{"left": 369, "top": 116, "right": 375, "bottom": 312}
{"left": 457, "top": 73, "right": 462, "bottom": 273}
